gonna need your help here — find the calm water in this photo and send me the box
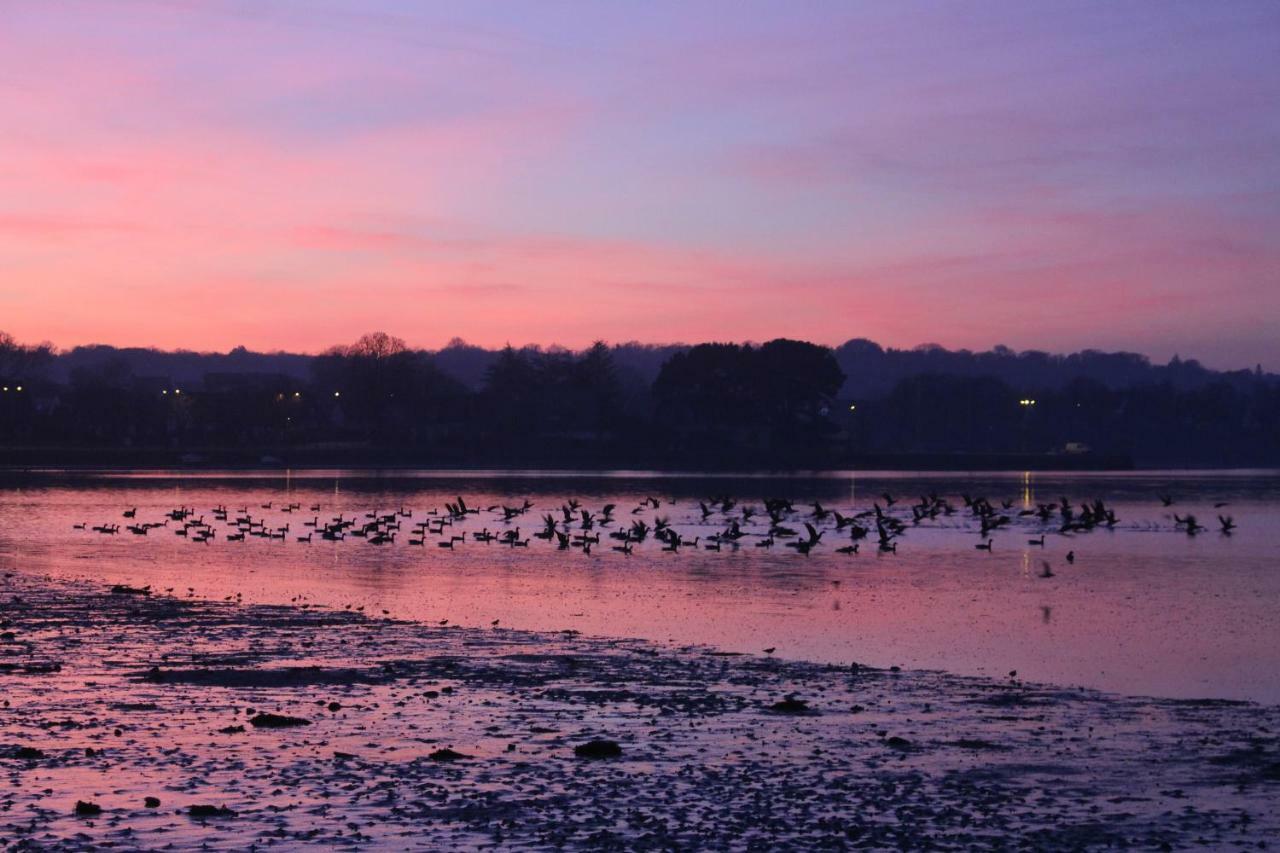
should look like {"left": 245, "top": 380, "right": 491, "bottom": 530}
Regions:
{"left": 2, "top": 469, "right": 1277, "bottom": 702}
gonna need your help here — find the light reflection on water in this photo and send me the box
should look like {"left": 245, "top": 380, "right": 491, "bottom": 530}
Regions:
{"left": 1, "top": 469, "right": 1277, "bottom": 703}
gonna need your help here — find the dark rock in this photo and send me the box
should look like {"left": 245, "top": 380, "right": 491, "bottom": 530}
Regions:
{"left": 219, "top": 725, "right": 246, "bottom": 734}
{"left": 429, "top": 748, "right": 469, "bottom": 762}
{"left": 769, "top": 697, "right": 811, "bottom": 714}
{"left": 248, "top": 713, "right": 311, "bottom": 728}
{"left": 75, "top": 800, "right": 102, "bottom": 816}
{"left": 574, "top": 739, "right": 623, "bottom": 759}
{"left": 13, "top": 746, "right": 45, "bottom": 760}
{"left": 144, "top": 796, "right": 161, "bottom": 808}
{"left": 885, "top": 736, "right": 912, "bottom": 750}
{"left": 189, "top": 804, "right": 236, "bottom": 818}
{"left": 110, "top": 585, "right": 150, "bottom": 596}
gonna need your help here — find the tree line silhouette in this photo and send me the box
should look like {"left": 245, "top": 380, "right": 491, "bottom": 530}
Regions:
{"left": 1, "top": 330, "right": 1277, "bottom": 467}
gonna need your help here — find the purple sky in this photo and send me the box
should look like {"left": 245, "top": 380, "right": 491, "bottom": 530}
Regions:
{"left": 1, "top": 1, "right": 1277, "bottom": 367}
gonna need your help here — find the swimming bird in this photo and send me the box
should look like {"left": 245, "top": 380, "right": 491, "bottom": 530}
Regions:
{"left": 785, "top": 523, "right": 822, "bottom": 555}
{"left": 1066, "top": 550, "right": 1075, "bottom": 563}
{"left": 1174, "top": 514, "right": 1205, "bottom": 535}
{"left": 975, "top": 538, "right": 993, "bottom": 551}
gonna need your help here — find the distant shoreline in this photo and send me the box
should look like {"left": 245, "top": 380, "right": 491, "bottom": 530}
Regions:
{"left": 0, "top": 445, "right": 1139, "bottom": 472}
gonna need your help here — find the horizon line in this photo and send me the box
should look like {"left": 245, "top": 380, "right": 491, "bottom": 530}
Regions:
{"left": 7, "top": 331, "right": 1268, "bottom": 375}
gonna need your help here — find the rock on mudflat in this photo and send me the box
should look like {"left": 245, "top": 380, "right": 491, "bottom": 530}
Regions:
{"left": 769, "top": 696, "right": 812, "bottom": 714}
{"left": 74, "top": 801, "right": 102, "bottom": 816}
{"left": 188, "top": 804, "right": 237, "bottom": 818}
{"left": 574, "top": 739, "right": 623, "bottom": 759}
{"left": 428, "top": 748, "right": 469, "bottom": 762}
{"left": 248, "top": 712, "right": 311, "bottom": 728}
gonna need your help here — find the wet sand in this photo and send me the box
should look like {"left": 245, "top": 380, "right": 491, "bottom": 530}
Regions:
{"left": 2, "top": 570, "right": 1278, "bottom": 850}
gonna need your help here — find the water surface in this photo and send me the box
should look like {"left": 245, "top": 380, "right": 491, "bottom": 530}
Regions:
{"left": 2, "top": 469, "right": 1276, "bottom": 702}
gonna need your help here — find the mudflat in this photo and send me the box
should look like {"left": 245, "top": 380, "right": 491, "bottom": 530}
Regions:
{"left": 2, "top": 570, "right": 1277, "bottom": 849}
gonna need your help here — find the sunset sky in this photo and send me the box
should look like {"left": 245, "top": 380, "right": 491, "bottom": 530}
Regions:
{"left": 2, "top": 1, "right": 1277, "bottom": 368}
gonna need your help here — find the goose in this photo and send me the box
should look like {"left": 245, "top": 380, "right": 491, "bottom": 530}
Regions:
{"left": 1174, "top": 514, "right": 1205, "bottom": 535}
{"left": 1027, "top": 535, "right": 1045, "bottom": 547}
{"left": 785, "top": 523, "right": 822, "bottom": 555}
{"left": 975, "top": 539, "right": 993, "bottom": 551}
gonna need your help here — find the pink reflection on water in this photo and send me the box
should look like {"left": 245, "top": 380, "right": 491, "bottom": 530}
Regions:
{"left": 2, "top": 469, "right": 1278, "bottom": 702}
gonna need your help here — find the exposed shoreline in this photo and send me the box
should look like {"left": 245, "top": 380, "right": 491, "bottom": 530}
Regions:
{"left": 2, "top": 569, "right": 1278, "bottom": 849}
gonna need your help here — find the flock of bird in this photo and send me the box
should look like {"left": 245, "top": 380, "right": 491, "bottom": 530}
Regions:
{"left": 75, "top": 491, "right": 1238, "bottom": 577}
